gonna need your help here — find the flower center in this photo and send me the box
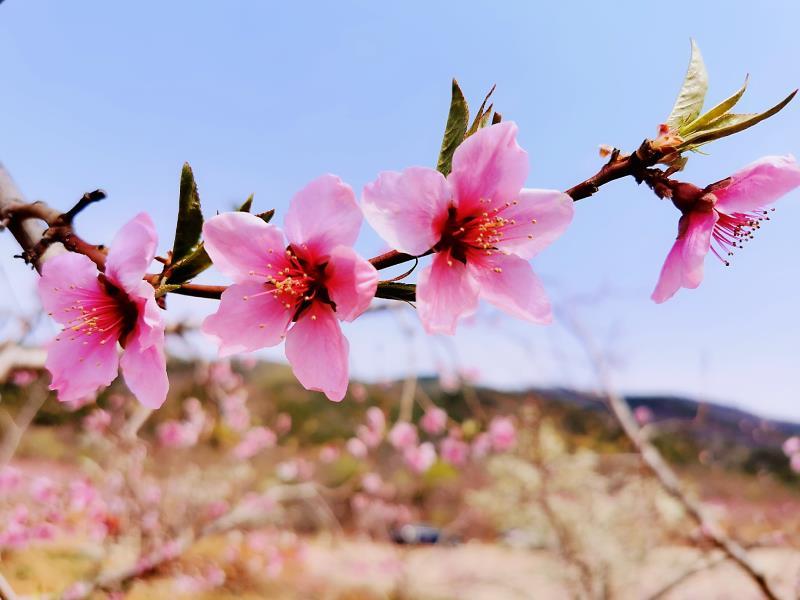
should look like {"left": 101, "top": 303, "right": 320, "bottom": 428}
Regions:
{"left": 437, "top": 199, "right": 520, "bottom": 263}
{"left": 245, "top": 245, "right": 335, "bottom": 320}
{"left": 57, "top": 275, "right": 139, "bottom": 347}
{"left": 711, "top": 208, "right": 774, "bottom": 266}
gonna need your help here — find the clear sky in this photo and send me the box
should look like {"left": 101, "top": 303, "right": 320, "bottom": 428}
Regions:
{"left": 1, "top": 2, "right": 798, "bottom": 419}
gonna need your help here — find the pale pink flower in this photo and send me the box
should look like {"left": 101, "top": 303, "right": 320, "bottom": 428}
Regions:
{"left": 319, "top": 445, "right": 340, "bottom": 463}
{"left": 403, "top": 442, "right": 436, "bottom": 474}
{"left": 420, "top": 406, "right": 447, "bottom": 435}
{"left": 365, "top": 407, "right": 386, "bottom": 436}
{"left": 156, "top": 420, "right": 199, "bottom": 449}
{"left": 488, "top": 416, "right": 517, "bottom": 452}
{"left": 791, "top": 453, "right": 800, "bottom": 474}
{"left": 634, "top": 406, "right": 654, "bottom": 426}
{"left": 363, "top": 122, "right": 574, "bottom": 334}
{"left": 388, "top": 422, "right": 418, "bottom": 450}
{"left": 471, "top": 432, "right": 492, "bottom": 459}
{"left": 357, "top": 425, "right": 382, "bottom": 448}
{"left": 275, "top": 412, "right": 292, "bottom": 434}
{"left": 220, "top": 391, "right": 251, "bottom": 432}
{"left": 202, "top": 175, "right": 378, "bottom": 402}
{"left": 346, "top": 437, "right": 368, "bottom": 458}
{"left": 0, "top": 466, "right": 22, "bottom": 492}
{"left": 37, "top": 213, "right": 168, "bottom": 408}
{"left": 83, "top": 408, "right": 112, "bottom": 433}
{"left": 350, "top": 382, "right": 368, "bottom": 403}
{"left": 783, "top": 436, "right": 800, "bottom": 457}
{"left": 233, "top": 426, "right": 277, "bottom": 459}
{"left": 11, "top": 370, "right": 36, "bottom": 387}
{"left": 30, "top": 476, "right": 56, "bottom": 503}
{"left": 652, "top": 155, "right": 800, "bottom": 303}
{"left": 362, "top": 472, "right": 383, "bottom": 494}
{"left": 440, "top": 436, "right": 469, "bottom": 466}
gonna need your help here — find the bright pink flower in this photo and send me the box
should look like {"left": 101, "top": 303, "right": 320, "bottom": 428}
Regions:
{"left": 420, "top": 406, "right": 447, "bottom": 435}
{"left": 403, "top": 442, "right": 436, "bottom": 474}
{"left": 37, "top": 213, "right": 168, "bottom": 408}
{"left": 202, "top": 175, "right": 378, "bottom": 401}
{"left": 652, "top": 155, "right": 800, "bottom": 303}
{"left": 363, "top": 122, "right": 574, "bottom": 334}
{"left": 388, "top": 422, "right": 418, "bottom": 450}
{"left": 488, "top": 416, "right": 517, "bottom": 452}
{"left": 233, "top": 426, "right": 277, "bottom": 459}
{"left": 440, "top": 436, "right": 469, "bottom": 466}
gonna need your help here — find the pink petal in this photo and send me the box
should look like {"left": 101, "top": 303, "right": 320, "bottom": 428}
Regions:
{"left": 714, "top": 155, "right": 800, "bottom": 214}
{"left": 284, "top": 174, "right": 361, "bottom": 256}
{"left": 467, "top": 252, "right": 552, "bottom": 324}
{"left": 105, "top": 213, "right": 158, "bottom": 295}
{"left": 45, "top": 333, "right": 119, "bottom": 403}
{"left": 203, "top": 281, "right": 293, "bottom": 356}
{"left": 120, "top": 329, "right": 168, "bottom": 409}
{"left": 324, "top": 246, "right": 378, "bottom": 322}
{"left": 417, "top": 251, "right": 479, "bottom": 335}
{"left": 38, "top": 253, "right": 103, "bottom": 325}
{"left": 496, "top": 189, "right": 574, "bottom": 259}
{"left": 203, "top": 212, "right": 289, "bottom": 283}
{"left": 127, "top": 283, "right": 166, "bottom": 350}
{"left": 285, "top": 302, "right": 349, "bottom": 402}
{"left": 362, "top": 167, "right": 451, "bottom": 255}
{"left": 651, "top": 209, "right": 718, "bottom": 303}
{"left": 449, "top": 122, "right": 529, "bottom": 217}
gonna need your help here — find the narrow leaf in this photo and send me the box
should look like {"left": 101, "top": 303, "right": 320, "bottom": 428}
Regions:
{"left": 436, "top": 79, "right": 470, "bottom": 176}
{"left": 375, "top": 282, "right": 416, "bottom": 302}
{"left": 682, "top": 75, "right": 749, "bottom": 135}
{"left": 666, "top": 39, "right": 708, "bottom": 130}
{"left": 172, "top": 163, "right": 204, "bottom": 261}
{"left": 466, "top": 84, "right": 496, "bottom": 137}
{"left": 256, "top": 209, "right": 275, "bottom": 223}
{"left": 680, "top": 89, "right": 797, "bottom": 148}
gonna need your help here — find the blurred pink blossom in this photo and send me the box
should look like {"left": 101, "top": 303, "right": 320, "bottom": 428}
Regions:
{"left": 83, "top": 408, "right": 112, "bottom": 433}
{"left": 440, "top": 436, "right": 469, "bottom": 466}
{"left": 275, "top": 412, "right": 292, "bottom": 434}
{"left": 346, "top": 437, "right": 368, "bottom": 458}
{"left": 420, "top": 407, "right": 448, "bottom": 435}
{"left": 488, "top": 416, "right": 517, "bottom": 452}
{"left": 388, "top": 422, "right": 418, "bottom": 450}
{"left": 634, "top": 406, "right": 654, "bottom": 426}
{"left": 403, "top": 442, "right": 436, "bottom": 474}
{"left": 319, "top": 445, "right": 341, "bottom": 463}
{"left": 783, "top": 436, "right": 800, "bottom": 457}
{"left": 233, "top": 426, "right": 277, "bottom": 459}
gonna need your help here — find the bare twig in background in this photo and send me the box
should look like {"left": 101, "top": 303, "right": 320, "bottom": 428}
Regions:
{"left": 560, "top": 310, "right": 781, "bottom": 600}
{"left": 645, "top": 552, "right": 727, "bottom": 600}
{"left": 0, "top": 385, "right": 47, "bottom": 468}
{"left": 0, "top": 573, "right": 20, "bottom": 600}
{"left": 61, "top": 482, "right": 333, "bottom": 600}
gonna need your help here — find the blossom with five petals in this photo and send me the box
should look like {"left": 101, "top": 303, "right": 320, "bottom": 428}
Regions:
{"left": 202, "top": 174, "right": 378, "bottom": 401}
{"left": 363, "top": 121, "right": 574, "bottom": 334}
{"left": 37, "top": 213, "right": 168, "bottom": 408}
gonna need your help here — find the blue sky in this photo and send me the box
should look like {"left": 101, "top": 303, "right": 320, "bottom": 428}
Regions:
{"left": 1, "top": 2, "right": 799, "bottom": 419}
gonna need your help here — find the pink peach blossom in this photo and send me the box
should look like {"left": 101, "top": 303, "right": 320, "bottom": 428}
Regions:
{"left": 488, "top": 416, "right": 517, "bottom": 452}
{"left": 420, "top": 406, "right": 447, "bottom": 435}
{"left": 652, "top": 155, "right": 800, "bottom": 303}
{"left": 403, "top": 442, "right": 437, "bottom": 474}
{"left": 37, "top": 213, "right": 168, "bottom": 408}
{"left": 83, "top": 408, "right": 112, "bottom": 433}
{"left": 783, "top": 436, "right": 800, "bottom": 457}
{"left": 440, "top": 436, "right": 470, "bottom": 466}
{"left": 346, "top": 437, "right": 368, "bottom": 458}
{"left": 471, "top": 432, "right": 492, "bottom": 459}
{"left": 202, "top": 175, "right": 378, "bottom": 401}
{"left": 388, "top": 422, "right": 418, "bottom": 450}
{"left": 363, "top": 122, "right": 574, "bottom": 334}
{"left": 233, "top": 426, "right": 277, "bottom": 459}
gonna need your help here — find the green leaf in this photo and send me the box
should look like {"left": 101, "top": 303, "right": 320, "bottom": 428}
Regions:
{"left": 681, "top": 75, "right": 748, "bottom": 135}
{"left": 666, "top": 39, "right": 708, "bottom": 130}
{"left": 375, "top": 282, "right": 416, "bottom": 302}
{"left": 167, "top": 243, "right": 212, "bottom": 284}
{"left": 436, "top": 79, "right": 470, "bottom": 176}
{"left": 466, "top": 84, "right": 496, "bottom": 137}
{"left": 172, "top": 163, "right": 204, "bottom": 262}
{"left": 680, "top": 89, "right": 797, "bottom": 148}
